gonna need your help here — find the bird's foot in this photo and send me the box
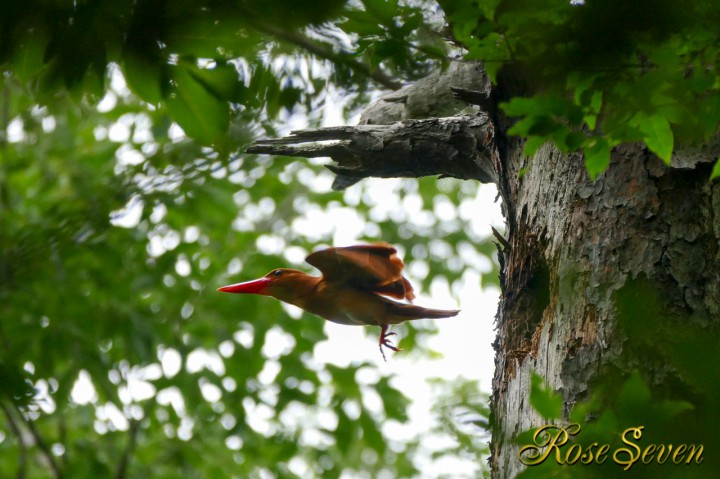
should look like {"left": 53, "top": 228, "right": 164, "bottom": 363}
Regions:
{"left": 379, "top": 325, "right": 402, "bottom": 361}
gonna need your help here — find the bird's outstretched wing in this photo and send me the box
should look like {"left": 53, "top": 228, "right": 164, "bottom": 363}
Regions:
{"left": 306, "top": 243, "right": 415, "bottom": 301}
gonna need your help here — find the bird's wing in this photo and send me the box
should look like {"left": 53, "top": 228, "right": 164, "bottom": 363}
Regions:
{"left": 306, "top": 243, "right": 415, "bottom": 301}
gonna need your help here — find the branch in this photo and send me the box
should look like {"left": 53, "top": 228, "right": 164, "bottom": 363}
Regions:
{"left": 1, "top": 401, "right": 27, "bottom": 479}
{"left": 247, "top": 114, "right": 499, "bottom": 190}
{"left": 243, "top": 61, "right": 499, "bottom": 189}
{"left": 359, "top": 61, "right": 489, "bottom": 125}
{"left": 20, "top": 409, "right": 63, "bottom": 479}
{"left": 115, "top": 419, "right": 140, "bottom": 479}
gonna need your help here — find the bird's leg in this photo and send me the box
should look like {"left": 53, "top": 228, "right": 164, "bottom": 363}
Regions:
{"left": 379, "top": 324, "right": 401, "bottom": 361}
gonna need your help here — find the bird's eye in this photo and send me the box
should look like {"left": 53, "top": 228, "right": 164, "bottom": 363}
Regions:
{"left": 272, "top": 269, "right": 283, "bottom": 277}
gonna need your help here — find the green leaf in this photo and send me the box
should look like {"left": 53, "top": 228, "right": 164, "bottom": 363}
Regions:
{"left": 376, "top": 377, "right": 410, "bottom": 422}
{"left": 617, "top": 371, "right": 652, "bottom": 409}
{"left": 523, "top": 136, "right": 547, "bottom": 157}
{"left": 123, "top": 53, "right": 165, "bottom": 105}
{"left": 12, "top": 32, "right": 49, "bottom": 83}
{"left": 362, "top": 0, "right": 398, "bottom": 24}
{"left": 637, "top": 113, "right": 674, "bottom": 163}
{"left": 165, "top": 64, "right": 230, "bottom": 145}
{"left": 189, "top": 63, "right": 245, "bottom": 103}
{"left": 529, "top": 373, "right": 563, "bottom": 420}
{"left": 711, "top": 158, "right": 720, "bottom": 180}
{"left": 502, "top": 97, "right": 544, "bottom": 117}
{"left": 165, "top": 13, "right": 259, "bottom": 59}
{"left": 583, "top": 137, "right": 611, "bottom": 178}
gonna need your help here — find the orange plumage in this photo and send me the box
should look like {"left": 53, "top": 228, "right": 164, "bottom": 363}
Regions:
{"left": 218, "top": 243, "right": 459, "bottom": 359}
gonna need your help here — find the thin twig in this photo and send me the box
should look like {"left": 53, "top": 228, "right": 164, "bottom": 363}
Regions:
{"left": 58, "top": 416, "right": 69, "bottom": 469}
{"left": 115, "top": 419, "right": 140, "bottom": 479}
{"left": 20, "top": 409, "right": 63, "bottom": 479}
{"left": 1, "top": 401, "right": 27, "bottom": 479}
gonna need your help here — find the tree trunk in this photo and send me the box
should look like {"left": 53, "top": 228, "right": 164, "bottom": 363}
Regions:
{"left": 490, "top": 135, "right": 720, "bottom": 477}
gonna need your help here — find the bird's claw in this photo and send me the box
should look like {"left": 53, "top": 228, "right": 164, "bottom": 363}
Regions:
{"left": 379, "top": 326, "right": 402, "bottom": 361}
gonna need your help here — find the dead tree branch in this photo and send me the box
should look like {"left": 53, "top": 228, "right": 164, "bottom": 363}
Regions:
{"left": 247, "top": 114, "right": 498, "bottom": 190}
{"left": 244, "top": 61, "right": 498, "bottom": 189}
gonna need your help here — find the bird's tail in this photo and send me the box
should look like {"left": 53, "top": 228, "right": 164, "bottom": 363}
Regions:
{"left": 384, "top": 300, "right": 460, "bottom": 322}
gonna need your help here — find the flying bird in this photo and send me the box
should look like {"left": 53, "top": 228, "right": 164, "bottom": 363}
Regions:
{"left": 218, "top": 243, "right": 459, "bottom": 359}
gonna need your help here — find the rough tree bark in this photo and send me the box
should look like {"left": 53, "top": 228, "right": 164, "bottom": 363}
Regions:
{"left": 247, "top": 115, "right": 497, "bottom": 188}
{"left": 246, "top": 61, "right": 720, "bottom": 478}
{"left": 247, "top": 61, "right": 495, "bottom": 190}
{"left": 491, "top": 138, "right": 720, "bottom": 477}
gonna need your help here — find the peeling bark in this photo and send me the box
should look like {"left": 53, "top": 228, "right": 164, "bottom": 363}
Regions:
{"left": 358, "top": 61, "right": 490, "bottom": 125}
{"left": 246, "top": 115, "right": 498, "bottom": 189}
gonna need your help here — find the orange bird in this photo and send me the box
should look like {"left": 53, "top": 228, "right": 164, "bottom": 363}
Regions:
{"left": 218, "top": 243, "right": 459, "bottom": 359}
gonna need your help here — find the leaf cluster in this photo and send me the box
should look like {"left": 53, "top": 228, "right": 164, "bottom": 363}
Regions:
{"left": 520, "top": 371, "right": 701, "bottom": 479}
{"left": 0, "top": 29, "right": 496, "bottom": 479}
{"left": 0, "top": 75, "right": 432, "bottom": 477}
{"left": 440, "top": 0, "right": 720, "bottom": 177}
{"left": 0, "top": 0, "right": 450, "bottom": 148}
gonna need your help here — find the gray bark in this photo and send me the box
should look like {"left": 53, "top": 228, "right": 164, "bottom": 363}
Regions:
{"left": 358, "top": 61, "right": 490, "bottom": 125}
{"left": 246, "top": 61, "right": 496, "bottom": 190}
{"left": 246, "top": 115, "right": 498, "bottom": 188}
{"left": 490, "top": 137, "right": 720, "bottom": 477}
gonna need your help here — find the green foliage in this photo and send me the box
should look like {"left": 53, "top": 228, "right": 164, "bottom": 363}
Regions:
{"left": 0, "top": 2, "right": 498, "bottom": 475}
{"left": 710, "top": 160, "right": 720, "bottom": 181}
{"left": 0, "top": 0, "right": 449, "bottom": 149}
{"left": 519, "top": 370, "right": 706, "bottom": 479}
{"left": 440, "top": 0, "right": 720, "bottom": 177}
{"left": 529, "top": 373, "right": 563, "bottom": 421}
{"left": 0, "top": 76, "right": 424, "bottom": 477}
{"left": 430, "top": 378, "right": 492, "bottom": 478}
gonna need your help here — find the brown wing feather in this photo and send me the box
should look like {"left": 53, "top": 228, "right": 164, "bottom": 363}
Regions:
{"left": 306, "top": 243, "right": 415, "bottom": 301}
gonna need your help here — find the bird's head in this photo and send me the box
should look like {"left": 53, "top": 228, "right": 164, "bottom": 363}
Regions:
{"left": 217, "top": 268, "right": 312, "bottom": 301}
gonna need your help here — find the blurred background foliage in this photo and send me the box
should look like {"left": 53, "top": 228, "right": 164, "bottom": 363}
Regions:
{"left": 0, "top": 0, "right": 497, "bottom": 477}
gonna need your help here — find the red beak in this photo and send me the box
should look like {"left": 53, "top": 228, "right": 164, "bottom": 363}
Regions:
{"left": 217, "top": 277, "right": 272, "bottom": 295}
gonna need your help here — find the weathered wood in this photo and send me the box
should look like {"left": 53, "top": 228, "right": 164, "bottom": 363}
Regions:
{"left": 245, "top": 61, "right": 496, "bottom": 190}
{"left": 358, "top": 61, "right": 490, "bottom": 125}
{"left": 247, "top": 115, "right": 499, "bottom": 189}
